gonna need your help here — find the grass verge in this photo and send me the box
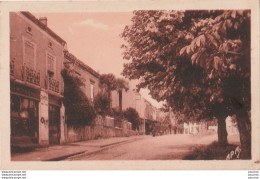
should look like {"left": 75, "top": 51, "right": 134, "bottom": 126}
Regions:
{"left": 183, "top": 141, "right": 239, "bottom": 160}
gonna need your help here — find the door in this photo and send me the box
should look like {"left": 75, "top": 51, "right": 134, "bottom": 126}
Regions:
{"left": 49, "top": 104, "right": 60, "bottom": 145}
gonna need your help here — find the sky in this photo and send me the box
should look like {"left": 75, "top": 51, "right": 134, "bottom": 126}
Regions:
{"left": 34, "top": 12, "right": 164, "bottom": 108}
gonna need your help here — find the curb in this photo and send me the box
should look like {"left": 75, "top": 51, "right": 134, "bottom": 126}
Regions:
{"left": 66, "top": 148, "right": 107, "bottom": 161}
{"left": 100, "top": 137, "right": 141, "bottom": 148}
{"left": 44, "top": 150, "right": 86, "bottom": 161}
{"left": 48, "top": 137, "right": 144, "bottom": 161}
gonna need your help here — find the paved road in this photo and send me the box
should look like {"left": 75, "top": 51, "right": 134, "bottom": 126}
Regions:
{"left": 66, "top": 133, "right": 239, "bottom": 160}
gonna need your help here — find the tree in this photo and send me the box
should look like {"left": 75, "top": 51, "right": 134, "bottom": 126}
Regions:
{"left": 99, "top": 73, "right": 129, "bottom": 93}
{"left": 99, "top": 73, "right": 129, "bottom": 114}
{"left": 123, "top": 107, "right": 140, "bottom": 130}
{"left": 179, "top": 10, "right": 251, "bottom": 158}
{"left": 121, "top": 10, "right": 251, "bottom": 158}
{"left": 61, "top": 66, "right": 96, "bottom": 126}
{"left": 94, "top": 91, "right": 111, "bottom": 116}
{"left": 121, "top": 10, "right": 221, "bottom": 139}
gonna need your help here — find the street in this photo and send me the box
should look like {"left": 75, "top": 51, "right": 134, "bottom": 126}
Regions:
{"left": 65, "top": 133, "right": 239, "bottom": 160}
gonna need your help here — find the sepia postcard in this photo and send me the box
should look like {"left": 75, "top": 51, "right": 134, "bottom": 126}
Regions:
{"left": 0, "top": 0, "right": 259, "bottom": 170}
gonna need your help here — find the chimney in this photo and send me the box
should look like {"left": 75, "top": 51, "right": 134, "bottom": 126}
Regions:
{"left": 39, "top": 17, "right": 47, "bottom": 26}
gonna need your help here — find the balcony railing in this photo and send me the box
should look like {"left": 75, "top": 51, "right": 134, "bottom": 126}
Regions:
{"left": 48, "top": 77, "right": 59, "bottom": 93}
{"left": 22, "top": 65, "right": 40, "bottom": 86}
{"left": 10, "top": 60, "right": 14, "bottom": 76}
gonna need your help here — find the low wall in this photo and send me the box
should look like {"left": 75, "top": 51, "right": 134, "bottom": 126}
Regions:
{"left": 66, "top": 125, "right": 137, "bottom": 143}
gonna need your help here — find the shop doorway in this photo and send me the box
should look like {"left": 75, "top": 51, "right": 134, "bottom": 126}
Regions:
{"left": 48, "top": 104, "right": 60, "bottom": 145}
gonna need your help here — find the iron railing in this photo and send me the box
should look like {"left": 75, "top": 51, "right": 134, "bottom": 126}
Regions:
{"left": 48, "top": 77, "right": 59, "bottom": 93}
{"left": 22, "top": 65, "right": 40, "bottom": 86}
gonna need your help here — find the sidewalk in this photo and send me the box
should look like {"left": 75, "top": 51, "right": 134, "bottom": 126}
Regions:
{"left": 11, "top": 135, "right": 148, "bottom": 161}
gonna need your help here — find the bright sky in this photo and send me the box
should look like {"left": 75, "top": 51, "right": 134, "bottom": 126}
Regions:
{"left": 34, "top": 12, "right": 163, "bottom": 108}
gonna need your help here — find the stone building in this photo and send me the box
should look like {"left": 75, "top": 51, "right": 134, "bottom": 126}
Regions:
{"left": 10, "top": 12, "right": 67, "bottom": 147}
{"left": 63, "top": 51, "right": 100, "bottom": 102}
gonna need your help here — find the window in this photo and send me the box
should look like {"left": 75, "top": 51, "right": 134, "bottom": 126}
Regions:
{"left": 46, "top": 53, "right": 56, "bottom": 78}
{"left": 26, "top": 26, "right": 32, "bottom": 35}
{"left": 48, "top": 42, "right": 53, "bottom": 49}
{"left": 23, "top": 39, "right": 35, "bottom": 69}
{"left": 90, "top": 82, "right": 94, "bottom": 102}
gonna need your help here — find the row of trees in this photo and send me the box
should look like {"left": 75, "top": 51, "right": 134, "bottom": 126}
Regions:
{"left": 121, "top": 10, "right": 251, "bottom": 158}
{"left": 61, "top": 66, "right": 141, "bottom": 130}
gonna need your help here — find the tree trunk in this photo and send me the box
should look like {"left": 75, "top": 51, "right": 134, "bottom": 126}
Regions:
{"left": 217, "top": 116, "right": 228, "bottom": 146}
{"left": 108, "top": 90, "right": 112, "bottom": 114}
{"left": 236, "top": 110, "right": 251, "bottom": 159}
{"left": 118, "top": 90, "right": 122, "bottom": 113}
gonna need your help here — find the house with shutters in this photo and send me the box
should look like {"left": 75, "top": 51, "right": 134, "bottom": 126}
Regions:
{"left": 10, "top": 11, "right": 67, "bottom": 148}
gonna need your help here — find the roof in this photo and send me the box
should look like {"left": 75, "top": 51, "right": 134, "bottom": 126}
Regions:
{"left": 64, "top": 51, "right": 100, "bottom": 78}
{"left": 21, "top": 11, "right": 66, "bottom": 45}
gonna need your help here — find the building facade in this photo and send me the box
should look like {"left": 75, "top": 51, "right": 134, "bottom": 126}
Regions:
{"left": 64, "top": 51, "right": 100, "bottom": 102}
{"left": 10, "top": 12, "right": 67, "bottom": 146}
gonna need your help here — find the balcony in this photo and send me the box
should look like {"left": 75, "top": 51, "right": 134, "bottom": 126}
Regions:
{"left": 48, "top": 77, "right": 59, "bottom": 93}
{"left": 22, "top": 65, "right": 40, "bottom": 86}
{"left": 10, "top": 60, "right": 14, "bottom": 76}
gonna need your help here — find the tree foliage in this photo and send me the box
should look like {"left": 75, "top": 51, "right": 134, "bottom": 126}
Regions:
{"left": 99, "top": 73, "right": 129, "bottom": 115}
{"left": 122, "top": 11, "right": 214, "bottom": 120}
{"left": 61, "top": 66, "right": 96, "bottom": 126}
{"left": 94, "top": 91, "right": 111, "bottom": 116}
{"left": 121, "top": 10, "right": 251, "bottom": 158}
{"left": 123, "top": 107, "right": 140, "bottom": 130}
{"left": 99, "top": 73, "right": 129, "bottom": 92}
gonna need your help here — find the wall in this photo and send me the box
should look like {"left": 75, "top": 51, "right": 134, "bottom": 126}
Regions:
{"left": 38, "top": 90, "right": 49, "bottom": 145}
{"left": 66, "top": 116, "right": 138, "bottom": 143}
{"left": 81, "top": 66, "right": 99, "bottom": 101}
{"left": 66, "top": 125, "right": 137, "bottom": 143}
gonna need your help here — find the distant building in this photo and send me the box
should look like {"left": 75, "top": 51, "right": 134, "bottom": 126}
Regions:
{"left": 10, "top": 12, "right": 67, "bottom": 146}
{"left": 183, "top": 121, "right": 208, "bottom": 135}
{"left": 111, "top": 83, "right": 173, "bottom": 135}
{"left": 111, "top": 85, "right": 148, "bottom": 134}
{"left": 111, "top": 87, "right": 146, "bottom": 133}
{"left": 111, "top": 88, "right": 141, "bottom": 113}
{"left": 143, "top": 98, "right": 157, "bottom": 121}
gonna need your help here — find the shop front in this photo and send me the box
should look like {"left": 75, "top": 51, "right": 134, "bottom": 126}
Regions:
{"left": 10, "top": 81, "right": 65, "bottom": 148}
{"left": 10, "top": 82, "right": 40, "bottom": 147}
